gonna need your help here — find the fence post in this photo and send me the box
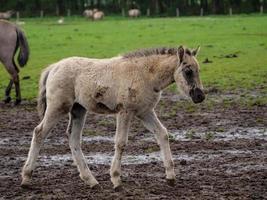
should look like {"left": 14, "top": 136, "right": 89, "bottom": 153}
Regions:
{"left": 122, "top": 8, "right": 125, "bottom": 17}
{"left": 40, "top": 10, "right": 44, "bottom": 18}
{"left": 56, "top": 5, "right": 59, "bottom": 16}
{"left": 229, "top": 7, "right": 232, "bottom": 16}
{"left": 200, "top": 7, "right": 204, "bottom": 16}
{"left": 147, "top": 8, "right": 150, "bottom": 17}
{"left": 16, "top": 11, "right": 20, "bottom": 21}
{"left": 260, "top": 5, "right": 263, "bottom": 14}
{"left": 67, "top": 9, "right": 71, "bottom": 17}
{"left": 176, "top": 8, "right": 180, "bottom": 17}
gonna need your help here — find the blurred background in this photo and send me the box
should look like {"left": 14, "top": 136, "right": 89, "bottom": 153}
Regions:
{"left": 0, "top": 0, "right": 266, "bottom": 17}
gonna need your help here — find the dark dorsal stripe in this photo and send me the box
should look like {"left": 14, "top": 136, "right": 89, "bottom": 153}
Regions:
{"left": 123, "top": 47, "right": 184, "bottom": 59}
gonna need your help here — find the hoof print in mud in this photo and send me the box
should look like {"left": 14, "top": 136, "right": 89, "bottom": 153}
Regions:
{"left": 166, "top": 178, "right": 175, "bottom": 187}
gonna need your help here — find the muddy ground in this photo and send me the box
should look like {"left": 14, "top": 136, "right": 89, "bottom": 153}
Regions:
{"left": 0, "top": 91, "right": 266, "bottom": 200}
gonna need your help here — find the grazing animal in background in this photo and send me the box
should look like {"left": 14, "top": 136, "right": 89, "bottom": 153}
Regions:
{"left": 0, "top": 20, "right": 30, "bottom": 105}
{"left": 0, "top": 10, "right": 14, "bottom": 20}
{"left": 128, "top": 9, "right": 141, "bottom": 18}
{"left": 83, "top": 9, "right": 104, "bottom": 21}
{"left": 21, "top": 46, "right": 205, "bottom": 190}
{"left": 83, "top": 9, "right": 93, "bottom": 19}
{"left": 92, "top": 10, "right": 104, "bottom": 21}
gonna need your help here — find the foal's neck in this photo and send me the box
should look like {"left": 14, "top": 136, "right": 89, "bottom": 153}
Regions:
{"left": 149, "top": 55, "right": 178, "bottom": 91}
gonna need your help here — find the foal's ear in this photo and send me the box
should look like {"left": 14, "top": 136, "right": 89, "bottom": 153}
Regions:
{"left": 177, "top": 45, "right": 185, "bottom": 62}
{"left": 192, "top": 46, "right": 200, "bottom": 57}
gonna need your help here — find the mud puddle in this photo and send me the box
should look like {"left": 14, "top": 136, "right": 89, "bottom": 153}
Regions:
{"left": 2, "top": 148, "right": 264, "bottom": 170}
{"left": 1, "top": 95, "right": 267, "bottom": 199}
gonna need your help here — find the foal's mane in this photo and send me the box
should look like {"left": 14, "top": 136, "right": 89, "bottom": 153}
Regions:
{"left": 122, "top": 47, "right": 192, "bottom": 59}
{"left": 123, "top": 47, "right": 177, "bottom": 59}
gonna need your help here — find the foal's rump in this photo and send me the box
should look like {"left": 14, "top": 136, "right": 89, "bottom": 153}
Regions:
{"left": 37, "top": 57, "right": 109, "bottom": 119}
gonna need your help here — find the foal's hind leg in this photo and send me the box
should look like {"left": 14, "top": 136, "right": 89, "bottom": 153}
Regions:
{"left": 21, "top": 102, "right": 70, "bottom": 187}
{"left": 68, "top": 103, "right": 98, "bottom": 188}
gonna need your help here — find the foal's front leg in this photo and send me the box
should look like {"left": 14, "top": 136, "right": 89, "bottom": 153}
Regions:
{"left": 110, "top": 111, "right": 133, "bottom": 189}
{"left": 139, "top": 110, "right": 175, "bottom": 185}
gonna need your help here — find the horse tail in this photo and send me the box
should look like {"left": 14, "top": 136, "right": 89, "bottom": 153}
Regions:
{"left": 16, "top": 27, "right": 30, "bottom": 67}
{"left": 37, "top": 67, "right": 51, "bottom": 119}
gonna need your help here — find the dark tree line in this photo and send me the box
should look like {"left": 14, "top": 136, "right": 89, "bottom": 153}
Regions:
{"left": 0, "top": 0, "right": 266, "bottom": 17}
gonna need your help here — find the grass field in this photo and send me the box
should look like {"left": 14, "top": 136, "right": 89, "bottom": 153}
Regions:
{"left": 0, "top": 15, "right": 266, "bottom": 101}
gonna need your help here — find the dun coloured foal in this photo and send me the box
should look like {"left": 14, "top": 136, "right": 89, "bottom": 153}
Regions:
{"left": 21, "top": 46, "right": 205, "bottom": 190}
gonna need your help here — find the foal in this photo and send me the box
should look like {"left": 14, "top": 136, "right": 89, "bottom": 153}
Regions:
{"left": 21, "top": 46, "right": 205, "bottom": 189}
{"left": 0, "top": 20, "right": 30, "bottom": 105}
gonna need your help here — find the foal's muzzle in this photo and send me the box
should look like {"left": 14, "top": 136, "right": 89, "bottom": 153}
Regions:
{"left": 189, "top": 88, "right": 205, "bottom": 104}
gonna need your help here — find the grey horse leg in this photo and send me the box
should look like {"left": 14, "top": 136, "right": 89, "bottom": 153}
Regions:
{"left": 4, "top": 79, "right": 13, "bottom": 103}
{"left": 3, "top": 60, "right": 21, "bottom": 105}
{"left": 13, "top": 73, "right": 21, "bottom": 105}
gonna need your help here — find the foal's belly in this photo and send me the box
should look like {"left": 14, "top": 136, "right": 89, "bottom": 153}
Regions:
{"left": 89, "top": 101, "right": 123, "bottom": 114}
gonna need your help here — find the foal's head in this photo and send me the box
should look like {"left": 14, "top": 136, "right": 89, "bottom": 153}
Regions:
{"left": 174, "top": 46, "right": 205, "bottom": 104}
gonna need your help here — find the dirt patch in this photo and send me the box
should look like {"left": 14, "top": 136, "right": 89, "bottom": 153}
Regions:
{"left": 0, "top": 91, "right": 266, "bottom": 199}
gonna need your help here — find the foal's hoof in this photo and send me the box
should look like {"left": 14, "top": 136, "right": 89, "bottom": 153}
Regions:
{"left": 166, "top": 178, "right": 175, "bottom": 187}
{"left": 3, "top": 97, "right": 11, "bottom": 104}
{"left": 20, "top": 178, "right": 31, "bottom": 188}
{"left": 114, "top": 185, "right": 123, "bottom": 192}
{"left": 14, "top": 99, "right": 21, "bottom": 106}
{"left": 91, "top": 183, "right": 102, "bottom": 191}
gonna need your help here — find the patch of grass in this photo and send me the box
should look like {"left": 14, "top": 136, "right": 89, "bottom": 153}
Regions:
{"left": 144, "top": 145, "right": 159, "bottom": 153}
{"left": 97, "top": 119, "right": 113, "bottom": 126}
{"left": 0, "top": 15, "right": 267, "bottom": 102}
{"left": 168, "top": 133, "right": 175, "bottom": 142}
{"left": 216, "top": 127, "right": 225, "bottom": 132}
{"left": 83, "top": 129, "right": 99, "bottom": 136}
{"left": 185, "top": 103, "right": 198, "bottom": 113}
{"left": 185, "top": 129, "right": 196, "bottom": 140}
{"left": 205, "top": 132, "right": 215, "bottom": 141}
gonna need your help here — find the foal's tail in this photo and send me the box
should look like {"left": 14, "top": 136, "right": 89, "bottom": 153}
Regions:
{"left": 16, "top": 27, "right": 30, "bottom": 67}
{"left": 37, "top": 67, "right": 51, "bottom": 119}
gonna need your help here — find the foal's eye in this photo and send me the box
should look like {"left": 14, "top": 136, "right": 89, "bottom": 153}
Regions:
{"left": 184, "top": 68, "right": 193, "bottom": 77}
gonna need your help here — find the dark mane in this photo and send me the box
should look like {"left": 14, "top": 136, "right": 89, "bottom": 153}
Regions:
{"left": 123, "top": 47, "right": 179, "bottom": 58}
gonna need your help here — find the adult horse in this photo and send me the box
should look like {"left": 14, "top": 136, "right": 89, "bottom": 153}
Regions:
{"left": 83, "top": 9, "right": 104, "bottom": 21}
{"left": 128, "top": 9, "right": 141, "bottom": 18}
{"left": 21, "top": 46, "right": 205, "bottom": 189}
{"left": 0, "top": 20, "right": 30, "bottom": 105}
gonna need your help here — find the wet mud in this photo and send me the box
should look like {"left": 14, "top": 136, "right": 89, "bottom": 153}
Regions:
{"left": 0, "top": 91, "right": 266, "bottom": 199}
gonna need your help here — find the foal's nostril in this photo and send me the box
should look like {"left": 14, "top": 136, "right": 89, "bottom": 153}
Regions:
{"left": 198, "top": 94, "right": 205, "bottom": 101}
{"left": 192, "top": 88, "right": 205, "bottom": 103}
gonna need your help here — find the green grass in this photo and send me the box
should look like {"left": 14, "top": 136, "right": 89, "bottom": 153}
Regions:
{"left": 0, "top": 15, "right": 267, "bottom": 100}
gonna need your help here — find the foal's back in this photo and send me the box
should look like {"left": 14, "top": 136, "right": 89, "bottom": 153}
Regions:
{"left": 45, "top": 56, "right": 158, "bottom": 114}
